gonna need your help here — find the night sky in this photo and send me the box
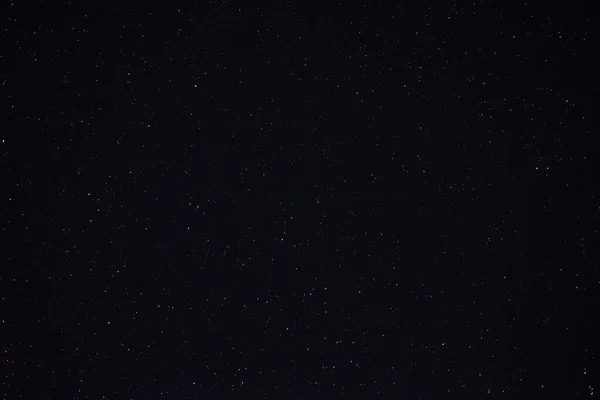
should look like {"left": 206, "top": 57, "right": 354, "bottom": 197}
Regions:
{"left": 1, "top": 1, "right": 599, "bottom": 399}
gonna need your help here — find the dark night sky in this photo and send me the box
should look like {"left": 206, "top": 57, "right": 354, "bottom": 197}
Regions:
{"left": 1, "top": 1, "right": 598, "bottom": 399}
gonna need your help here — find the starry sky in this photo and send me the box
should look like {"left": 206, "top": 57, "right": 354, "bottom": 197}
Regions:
{"left": 1, "top": 1, "right": 598, "bottom": 399}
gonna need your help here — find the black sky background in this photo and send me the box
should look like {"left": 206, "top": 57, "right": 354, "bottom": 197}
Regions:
{"left": 1, "top": 1, "right": 598, "bottom": 399}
